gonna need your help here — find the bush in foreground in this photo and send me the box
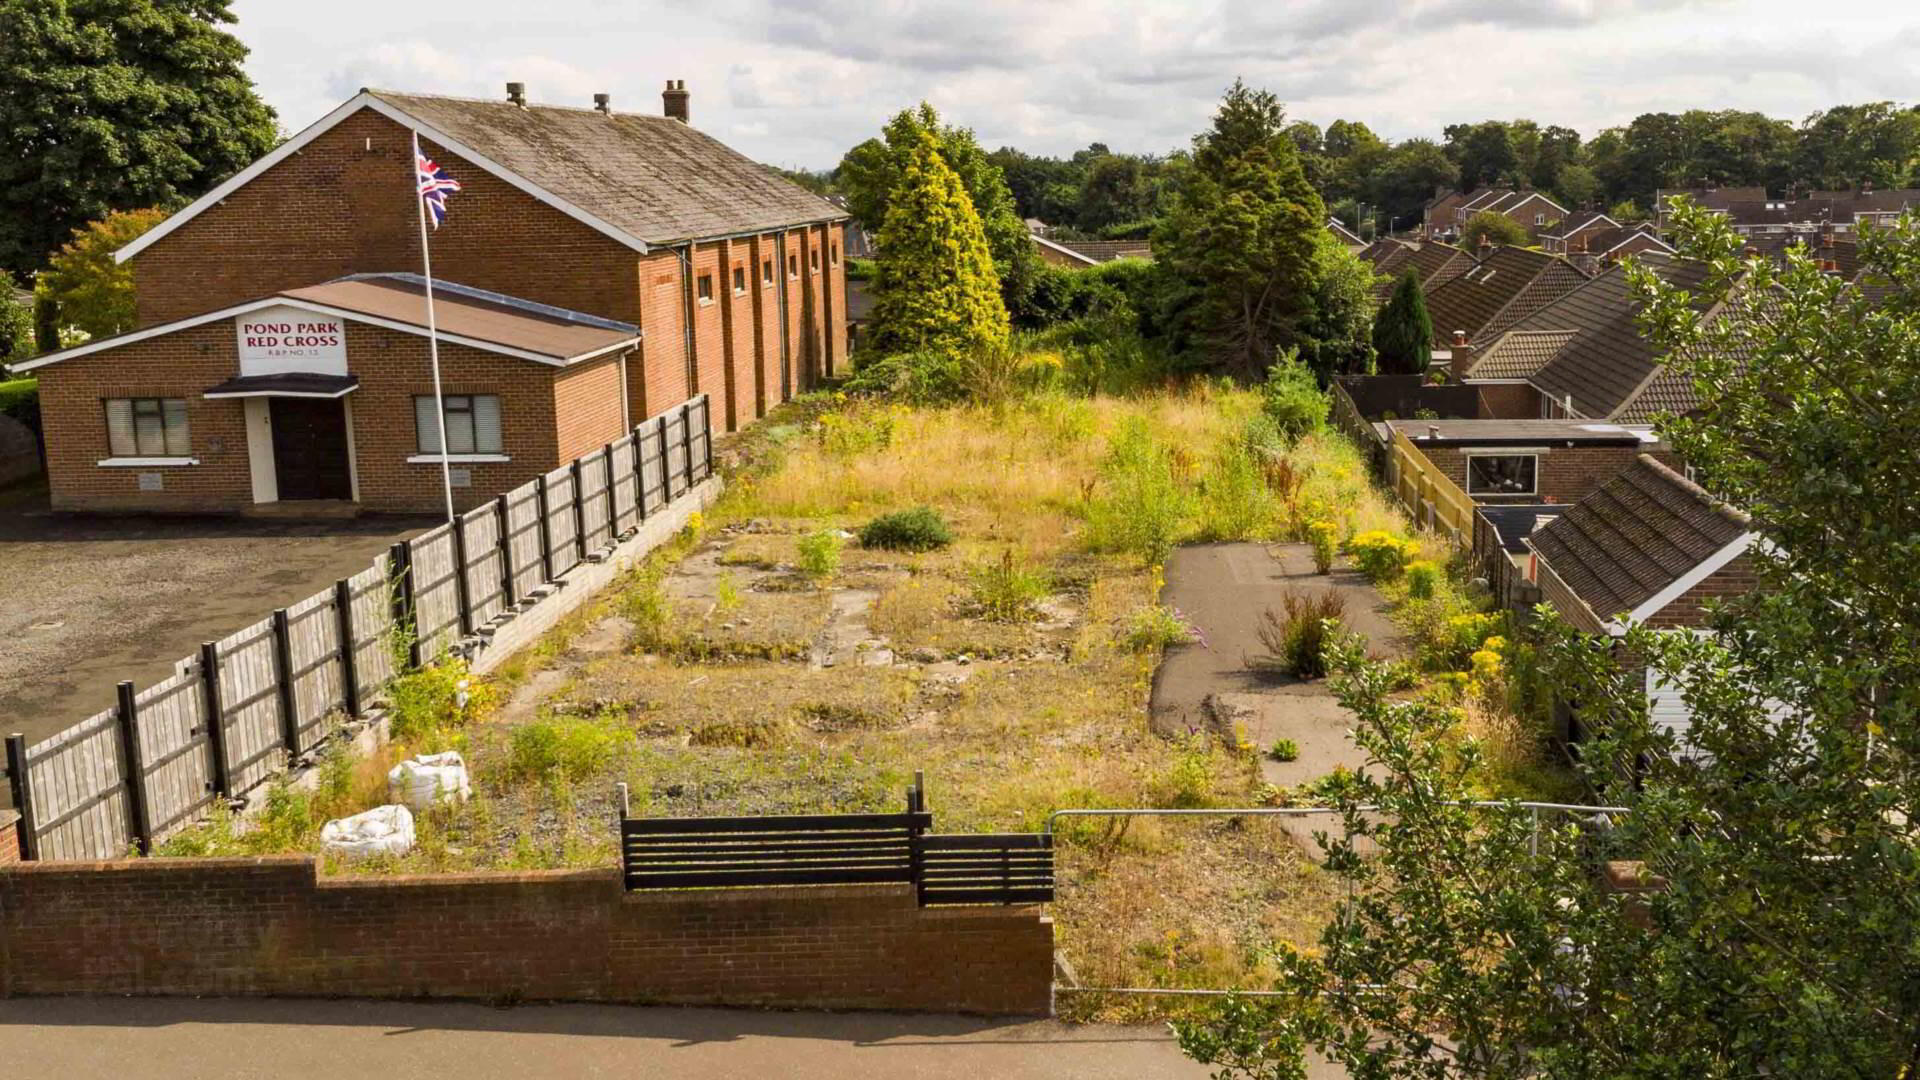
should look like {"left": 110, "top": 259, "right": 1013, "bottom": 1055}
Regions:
{"left": 859, "top": 506, "right": 954, "bottom": 551}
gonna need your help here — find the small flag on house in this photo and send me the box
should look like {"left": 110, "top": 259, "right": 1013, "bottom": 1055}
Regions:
{"left": 415, "top": 144, "right": 463, "bottom": 228}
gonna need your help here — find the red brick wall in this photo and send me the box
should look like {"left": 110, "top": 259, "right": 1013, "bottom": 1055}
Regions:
{"left": 1420, "top": 443, "right": 1661, "bottom": 505}
{"left": 0, "top": 858, "right": 1053, "bottom": 1015}
{"left": 131, "top": 109, "right": 643, "bottom": 328}
{"left": 33, "top": 319, "right": 589, "bottom": 513}
{"left": 1644, "top": 551, "right": 1754, "bottom": 628}
{"left": 0, "top": 812, "right": 20, "bottom": 867}
{"left": 551, "top": 351, "right": 628, "bottom": 464}
{"left": 688, "top": 241, "right": 728, "bottom": 421}
{"left": 636, "top": 253, "right": 690, "bottom": 419}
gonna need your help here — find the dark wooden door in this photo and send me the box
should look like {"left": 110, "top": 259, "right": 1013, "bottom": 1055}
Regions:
{"left": 269, "top": 397, "right": 352, "bottom": 501}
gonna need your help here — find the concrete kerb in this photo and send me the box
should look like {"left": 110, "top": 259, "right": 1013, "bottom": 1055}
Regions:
{"left": 222, "top": 474, "right": 725, "bottom": 826}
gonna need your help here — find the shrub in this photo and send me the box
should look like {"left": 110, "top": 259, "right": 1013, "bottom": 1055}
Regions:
{"left": 714, "top": 572, "right": 744, "bottom": 617}
{"left": 1123, "top": 604, "right": 1198, "bottom": 652}
{"left": 506, "top": 711, "right": 633, "bottom": 783}
{"left": 1267, "top": 738, "right": 1301, "bottom": 763}
{"left": 1253, "top": 588, "right": 1349, "bottom": 679}
{"left": 1196, "top": 440, "right": 1272, "bottom": 542}
{"left": 387, "top": 660, "right": 491, "bottom": 746}
{"left": 797, "top": 529, "right": 842, "bottom": 582}
{"left": 0, "top": 378, "right": 38, "bottom": 435}
{"left": 1405, "top": 559, "right": 1442, "bottom": 599}
{"left": 1083, "top": 417, "right": 1193, "bottom": 563}
{"left": 820, "top": 405, "right": 901, "bottom": 457}
{"left": 970, "top": 549, "right": 1049, "bottom": 622}
{"left": 620, "top": 572, "right": 674, "bottom": 648}
{"left": 1437, "top": 612, "right": 1503, "bottom": 671}
{"left": 1349, "top": 530, "right": 1419, "bottom": 582}
{"left": 1261, "top": 349, "right": 1328, "bottom": 444}
{"left": 1306, "top": 519, "right": 1338, "bottom": 574}
{"left": 858, "top": 506, "right": 953, "bottom": 552}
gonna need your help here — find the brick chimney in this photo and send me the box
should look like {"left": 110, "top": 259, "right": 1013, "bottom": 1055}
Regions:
{"left": 593, "top": 92, "right": 612, "bottom": 114}
{"left": 506, "top": 81, "right": 526, "bottom": 108}
{"left": 663, "top": 79, "right": 690, "bottom": 123}
{"left": 1477, "top": 233, "right": 1492, "bottom": 258}
{"left": 1449, "top": 330, "right": 1475, "bottom": 380}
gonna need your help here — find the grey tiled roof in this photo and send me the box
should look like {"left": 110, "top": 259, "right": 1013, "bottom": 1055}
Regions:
{"left": 1521, "top": 255, "right": 1716, "bottom": 420}
{"left": 1426, "top": 246, "right": 1591, "bottom": 349}
{"left": 1468, "top": 329, "right": 1579, "bottom": 379}
{"left": 1047, "top": 239, "right": 1153, "bottom": 263}
{"left": 373, "top": 91, "right": 846, "bottom": 245}
{"left": 1530, "top": 455, "right": 1749, "bottom": 623}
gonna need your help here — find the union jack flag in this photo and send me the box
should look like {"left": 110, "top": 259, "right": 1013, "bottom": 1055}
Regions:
{"left": 415, "top": 142, "right": 463, "bottom": 228}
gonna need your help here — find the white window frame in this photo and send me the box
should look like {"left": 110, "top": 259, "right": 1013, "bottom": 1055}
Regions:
{"left": 104, "top": 397, "right": 191, "bottom": 459}
{"left": 414, "top": 393, "right": 504, "bottom": 457}
{"left": 1464, "top": 452, "right": 1540, "bottom": 496}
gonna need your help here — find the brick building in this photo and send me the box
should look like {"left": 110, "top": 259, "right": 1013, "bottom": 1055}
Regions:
{"left": 24, "top": 82, "right": 848, "bottom": 513}
{"left": 1523, "top": 455, "right": 1756, "bottom": 749}
{"left": 1389, "top": 418, "right": 1671, "bottom": 507}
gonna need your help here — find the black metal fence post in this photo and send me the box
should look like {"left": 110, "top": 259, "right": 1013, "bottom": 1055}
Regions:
{"left": 114, "top": 680, "right": 153, "bottom": 855}
{"left": 603, "top": 441, "right": 618, "bottom": 536}
{"left": 641, "top": 422, "right": 656, "bottom": 518}
{"left": 907, "top": 771, "right": 927, "bottom": 904}
{"left": 5, "top": 733, "right": 39, "bottom": 861}
{"left": 270, "top": 608, "right": 301, "bottom": 759}
{"left": 570, "top": 459, "right": 587, "bottom": 562}
{"left": 332, "top": 579, "right": 361, "bottom": 718}
{"left": 450, "top": 513, "right": 473, "bottom": 636}
{"left": 655, "top": 418, "right": 670, "bottom": 506}
{"left": 535, "top": 474, "right": 556, "bottom": 584}
{"left": 197, "top": 641, "right": 231, "bottom": 797}
{"left": 388, "top": 541, "right": 419, "bottom": 670}
{"left": 680, "top": 402, "right": 695, "bottom": 491}
{"left": 699, "top": 395, "right": 713, "bottom": 480}
{"left": 494, "top": 496, "right": 516, "bottom": 608}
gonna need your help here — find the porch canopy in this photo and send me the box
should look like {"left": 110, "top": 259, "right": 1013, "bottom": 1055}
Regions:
{"left": 203, "top": 373, "right": 360, "bottom": 399}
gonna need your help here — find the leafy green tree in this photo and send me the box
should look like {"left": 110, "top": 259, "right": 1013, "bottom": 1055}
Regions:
{"left": 37, "top": 207, "right": 167, "bottom": 340}
{"left": 1177, "top": 201, "right": 1920, "bottom": 1077}
{"left": 1552, "top": 163, "right": 1602, "bottom": 210}
{"left": 1298, "top": 235, "right": 1378, "bottom": 377}
{"left": 1155, "top": 80, "right": 1326, "bottom": 379}
{"left": 868, "top": 129, "right": 1008, "bottom": 360}
{"left": 0, "top": 277, "right": 33, "bottom": 370}
{"left": 1370, "top": 269, "right": 1433, "bottom": 374}
{"left": 837, "top": 104, "right": 1039, "bottom": 319}
{"left": 1795, "top": 102, "right": 1920, "bottom": 189}
{"left": 1445, "top": 121, "right": 1519, "bottom": 190}
{"left": 0, "top": 0, "right": 277, "bottom": 276}
{"left": 1459, "top": 210, "right": 1532, "bottom": 250}
{"left": 1370, "top": 138, "right": 1459, "bottom": 225}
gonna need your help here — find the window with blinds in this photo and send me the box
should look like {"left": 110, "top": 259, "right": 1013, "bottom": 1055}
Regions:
{"left": 415, "top": 394, "right": 502, "bottom": 455}
{"left": 104, "top": 398, "right": 190, "bottom": 457}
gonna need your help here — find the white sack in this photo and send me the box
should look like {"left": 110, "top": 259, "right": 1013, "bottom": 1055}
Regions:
{"left": 387, "top": 751, "right": 472, "bottom": 810}
{"left": 320, "top": 804, "right": 415, "bottom": 859}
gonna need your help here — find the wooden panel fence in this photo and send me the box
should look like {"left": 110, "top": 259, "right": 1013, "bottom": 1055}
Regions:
{"left": 4, "top": 396, "right": 713, "bottom": 862}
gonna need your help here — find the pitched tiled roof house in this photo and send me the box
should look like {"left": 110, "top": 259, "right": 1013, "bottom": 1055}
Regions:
{"left": 23, "top": 83, "right": 848, "bottom": 513}
{"left": 1524, "top": 455, "right": 1757, "bottom": 748}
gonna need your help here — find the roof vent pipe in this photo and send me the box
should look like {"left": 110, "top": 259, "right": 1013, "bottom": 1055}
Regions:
{"left": 663, "top": 79, "right": 690, "bottom": 124}
{"left": 506, "top": 82, "right": 526, "bottom": 107}
{"left": 593, "top": 93, "right": 611, "bottom": 114}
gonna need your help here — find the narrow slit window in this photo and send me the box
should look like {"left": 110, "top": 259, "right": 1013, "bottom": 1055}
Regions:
{"left": 696, "top": 273, "right": 714, "bottom": 303}
{"left": 788, "top": 254, "right": 798, "bottom": 279}
{"left": 761, "top": 259, "right": 774, "bottom": 285}
{"left": 732, "top": 266, "right": 746, "bottom": 294}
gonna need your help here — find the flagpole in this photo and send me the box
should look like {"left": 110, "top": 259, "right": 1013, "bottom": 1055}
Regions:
{"left": 412, "top": 129, "right": 457, "bottom": 526}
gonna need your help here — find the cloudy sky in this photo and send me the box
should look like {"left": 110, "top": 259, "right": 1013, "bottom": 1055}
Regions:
{"left": 234, "top": 0, "right": 1917, "bottom": 169}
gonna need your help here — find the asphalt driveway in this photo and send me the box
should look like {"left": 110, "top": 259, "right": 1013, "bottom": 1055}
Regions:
{"left": 0, "top": 485, "right": 436, "bottom": 764}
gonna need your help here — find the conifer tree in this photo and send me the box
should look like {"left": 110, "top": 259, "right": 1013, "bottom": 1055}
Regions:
{"left": 869, "top": 130, "right": 1009, "bottom": 359}
{"left": 1371, "top": 268, "right": 1434, "bottom": 375}
{"left": 1155, "top": 80, "right": 1326, "bottom": 379}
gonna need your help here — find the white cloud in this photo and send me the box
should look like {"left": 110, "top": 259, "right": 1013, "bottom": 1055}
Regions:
{"left": 231, "top": 0, "right": 1916, "bottom": 168}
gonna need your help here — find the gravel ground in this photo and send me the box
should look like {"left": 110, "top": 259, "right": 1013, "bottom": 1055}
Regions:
{"left": 0, "top": 487, "right": 436, "bottom": 764}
